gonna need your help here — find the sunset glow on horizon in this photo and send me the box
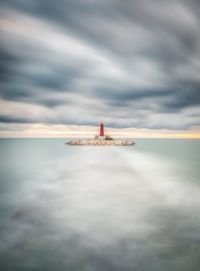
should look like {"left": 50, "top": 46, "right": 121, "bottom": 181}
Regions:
{"left": 0, "top": 124, "right": 199, "bottom": 139}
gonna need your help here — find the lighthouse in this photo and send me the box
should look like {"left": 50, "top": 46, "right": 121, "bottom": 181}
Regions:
{"left": 66, "top": 121, "right": 135, "bottom": 145}
{"left": 100, "top": 123, "right": 104, "bottom": 136}
{"left": 99, "top": 122, "right": 105, "bottom": 139}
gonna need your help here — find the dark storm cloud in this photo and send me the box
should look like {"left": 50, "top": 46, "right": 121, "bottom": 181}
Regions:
{"left": 0, "top": 115, "right": 34, "bottom": 123}
{"left": 0, "top": 40, "right": 85, "bottom": 106}
{"left": 0, "top": 47, "right": 19, "bottom": 81}
{"left": 96, "top": 87, "right": 173, "bottom": 103}
{"left": 164, "top": 88, "right": 200, "bottom": 110}
{"left": 0, "top": 0, "right": 200, "bottom": 130}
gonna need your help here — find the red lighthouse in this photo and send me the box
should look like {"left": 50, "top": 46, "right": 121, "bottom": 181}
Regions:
{"left": 99, "top": 122, "right": 104, "bottom": 137}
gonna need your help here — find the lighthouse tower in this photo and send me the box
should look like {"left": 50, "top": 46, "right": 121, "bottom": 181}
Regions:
{"left": 99, "top": 122, "right": 105, "bottom": 140}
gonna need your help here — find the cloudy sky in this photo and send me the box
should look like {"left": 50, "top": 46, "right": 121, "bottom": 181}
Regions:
{"left": 0, "top": 0, "right": 200, "bottom": 137}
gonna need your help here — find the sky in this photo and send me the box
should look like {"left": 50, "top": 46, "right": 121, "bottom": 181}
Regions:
{"left": 0, "top": 0, "right": 200, "bottom": 138}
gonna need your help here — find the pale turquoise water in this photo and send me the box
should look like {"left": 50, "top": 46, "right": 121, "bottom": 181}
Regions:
{"left": 0, "top": 139, "right": 200, "bottom": 271}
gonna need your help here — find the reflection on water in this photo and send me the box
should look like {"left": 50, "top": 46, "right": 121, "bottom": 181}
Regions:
{"left": 0, "top": 139, "right": 200, "bottom": 271}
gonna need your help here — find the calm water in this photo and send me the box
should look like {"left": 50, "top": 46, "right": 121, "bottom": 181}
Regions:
{"left": 0, "top": 139, "right": 200, "bottom": 271}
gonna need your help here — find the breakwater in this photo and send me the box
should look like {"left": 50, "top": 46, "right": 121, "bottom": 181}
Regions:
{"left": 66, "top": 139, "right": 135, "bottom": 146}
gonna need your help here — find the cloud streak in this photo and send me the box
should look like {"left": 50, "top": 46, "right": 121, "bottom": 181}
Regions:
{"left": 0, "top": 0, "right": 200, "bottom": 136}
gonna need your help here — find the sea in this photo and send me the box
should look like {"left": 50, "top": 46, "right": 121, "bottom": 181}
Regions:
{"left": 0, "top": 138, "right": 199, "bottom": 271}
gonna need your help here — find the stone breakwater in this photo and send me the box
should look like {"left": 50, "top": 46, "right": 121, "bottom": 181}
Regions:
{"left": 66, "top": 139, "right": 135, "bottom": 146}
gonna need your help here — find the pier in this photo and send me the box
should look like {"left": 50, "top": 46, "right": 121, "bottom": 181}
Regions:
{"left": 66, "top": 123, "right": 135, "bottom": 146}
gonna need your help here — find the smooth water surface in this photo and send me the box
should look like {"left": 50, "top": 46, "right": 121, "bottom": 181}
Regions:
{"left": 0, "top": 139, "right": 200, "bottom": 271}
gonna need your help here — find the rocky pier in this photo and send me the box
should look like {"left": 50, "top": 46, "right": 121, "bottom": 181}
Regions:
{"left": 66, "top": 139, "right": 135, "bottom": 146}
{"left": 65, "top": 123, "right": 135, "bottom": 146}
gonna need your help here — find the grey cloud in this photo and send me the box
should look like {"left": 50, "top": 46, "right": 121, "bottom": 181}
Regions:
{"left": 96, "top": 87, "right": 173, "bottom": 103}
{"left": 164, "top": 88, "right": 200, "bottom": 110}
{"left": 0, "top": 0, "right": 200, "bottom": 130}
{"left": 0, "top": 116, "right": 35, "bottom": 124}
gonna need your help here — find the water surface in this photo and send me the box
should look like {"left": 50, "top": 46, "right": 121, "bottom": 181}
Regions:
{"left": 0, "top": 139, "right": 200, "bottom": 271}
